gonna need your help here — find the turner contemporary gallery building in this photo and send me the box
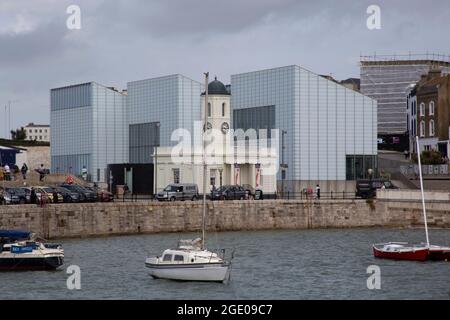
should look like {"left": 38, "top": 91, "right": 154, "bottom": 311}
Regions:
{"left": 50, "top": 65, "right": 377, "bottom": 194}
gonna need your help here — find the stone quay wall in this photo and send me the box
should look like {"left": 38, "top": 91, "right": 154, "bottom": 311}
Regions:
{"left": 0, "top": 200, "right": 449, "bottom": 239}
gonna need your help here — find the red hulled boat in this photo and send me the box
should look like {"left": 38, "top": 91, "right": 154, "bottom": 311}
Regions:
{"left": 372, "top": 136, "right": 449, "bottom": 262}
{"left": 428, "top": 246, "right": 450, "bottom": 261}
{"left": 373, "top": 243, "right": 429, "bottom": 261}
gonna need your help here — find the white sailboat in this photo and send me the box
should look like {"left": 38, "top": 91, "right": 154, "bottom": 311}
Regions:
{"left": 145, "top": 72, "right": 234, "bottom": 282}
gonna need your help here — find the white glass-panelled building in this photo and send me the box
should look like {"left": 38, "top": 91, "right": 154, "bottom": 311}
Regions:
{"left": 231, "top": 65, "right": 378, "bottom": 192}
{"left": 127, "top": 74, "right": 202, "bottom": 164}
{"left": 51, "top": 82, "right": 128, "bottom": 182}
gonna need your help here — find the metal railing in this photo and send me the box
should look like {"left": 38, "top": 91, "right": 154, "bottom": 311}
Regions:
{"left": 277, "top": 191, "right": 358, "bottom": 200}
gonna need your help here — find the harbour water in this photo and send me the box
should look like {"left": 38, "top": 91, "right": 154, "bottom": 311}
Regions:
{"left": 1, "top": 228, "right": 449, "bottom": 300}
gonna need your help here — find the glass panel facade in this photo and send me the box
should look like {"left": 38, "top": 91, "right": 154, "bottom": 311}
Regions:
{"left": 233, "top": 105, "right": 275, "bottom": 139}
{"left": 345, "top": 155, "right": 378, "bottom": 180}
{"left": 231, "top": 65, "right": 378, "bottom": 182}
{"left": 51, "top": 82, "right": 127, "bottom": 182}
{"left": 129, "top": 122, "right": 160, "bottom": 163}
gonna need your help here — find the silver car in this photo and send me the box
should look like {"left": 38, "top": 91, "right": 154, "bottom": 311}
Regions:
{"left": 156, "top": 184, "right": 199, "bottom": 202}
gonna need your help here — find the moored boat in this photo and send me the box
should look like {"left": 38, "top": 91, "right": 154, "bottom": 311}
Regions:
{"left": 373, "top": 243, "right": 429, "bottom": 261}
{"left": 145, "top": 73, "right": 234, "bottom": 282}
{"left": 428, "top": 245, "right": 450, "bottom": 261}
{"left": 0, "top": 230, "right": 64, "bottom": 271}
{"left": 372, "top": 137, "right": 449, "bottom": 262}
{"left": 145, "top": 239, "right": 232, "bottom": 282}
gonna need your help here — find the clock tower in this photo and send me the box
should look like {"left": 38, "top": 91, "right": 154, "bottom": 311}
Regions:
{"left": 201, "top": 77, "right": 231, "bottom": 144}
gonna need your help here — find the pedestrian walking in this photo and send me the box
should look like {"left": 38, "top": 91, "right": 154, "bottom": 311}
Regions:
{"left": 404, "top": 150, "right": 409, "bottom": 160}
{"left": 21, "top": 163, "right": 28, "bottom": 180}
{"left": 38, "top": 164, "right": 46, "bottom": 182}
{"left": 316, "top": 184, "right": 321, "bottom": 200}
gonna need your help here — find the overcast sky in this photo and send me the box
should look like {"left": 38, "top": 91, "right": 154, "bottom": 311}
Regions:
{"left": 1, "top": 0, "right": 450, "bottom": 138}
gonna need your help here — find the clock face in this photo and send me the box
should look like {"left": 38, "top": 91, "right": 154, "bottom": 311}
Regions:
{"left": 221, "top": 122, "right": 230, "bottom": 134}
{"left": 204, "top": 122, "right": 213, "bottom": 132}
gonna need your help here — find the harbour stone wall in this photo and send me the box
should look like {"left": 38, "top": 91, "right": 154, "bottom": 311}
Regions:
{"left": 0, "top": 200, "right": 449, "bottom": 239}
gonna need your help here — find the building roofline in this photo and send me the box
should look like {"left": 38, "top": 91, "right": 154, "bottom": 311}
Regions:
{"left": 127, "top": 74, "right": 202, "bottom": 86}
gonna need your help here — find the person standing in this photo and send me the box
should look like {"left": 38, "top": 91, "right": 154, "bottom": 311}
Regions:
{"left": 30, "top": 187, "right": 37, "bottom": 204}
{"left": 316, "top": 184, "right": 321, "bottom": 200}
{"left": 404, "top": 150, "right": 409, "bottom": 160}
{"left": 39, "top": 164, "right": 46, "bottom": 182}
{"left": 4, "top": 164, "right": 11, "bottom": 181}
{"left": 21, "top": 163, "right": 28, "bottom": 180}
{"left": 81, "top": 166, "right": 88, "bottom": 181}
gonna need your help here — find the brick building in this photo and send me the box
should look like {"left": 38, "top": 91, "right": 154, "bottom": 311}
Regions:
{"left": 409, "top": 69, "right": 450, "bottom": 157}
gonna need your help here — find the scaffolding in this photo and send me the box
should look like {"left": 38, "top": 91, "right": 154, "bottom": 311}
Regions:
{"left": 360, "top": 53, "right": 450, "bottom": 135}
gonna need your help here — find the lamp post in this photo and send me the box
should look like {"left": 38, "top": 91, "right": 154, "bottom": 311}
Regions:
{"left": 218, "top": 167, "right": 223, "bottom": 188}
{"left": 281, "top": 130, "right": 287, "bottom": 198}
{"left": 153, "top": 122, "right": 161, "bottom": 198}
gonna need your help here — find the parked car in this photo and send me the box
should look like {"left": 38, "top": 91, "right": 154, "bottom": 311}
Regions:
{"left": 356, "top": 179, "right": 397, "bottom": 199}
{"left": 1, "top": 189, "right": 22, "bottom": 205}
{"left": 60, "top": 184, "right": 98, "bottom": 202}
{"left": 156, "top": 184, "right": 199, "bottom": 202}
{"left": 210, "top": 185, "right": 247, "bottom": 201}
{"left": 54, "top": 186, "right": 81, "bottom": 203}
{"left": 8, "top": 188, "right": 31, "bottom": 204}
{"left": 33, "top": 187, "right": 64, "bottom": 203}
{"left": 86, "top": 186, "right": 114, "bottom": 202}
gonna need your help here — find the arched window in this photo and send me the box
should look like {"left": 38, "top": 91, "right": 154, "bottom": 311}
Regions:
{"left": 429, "top": 101, "right": 435, "bottom": 116}
{"left": 222, "top": 103, "right": 226, "bottom": 117}
{"left": 420, "top": 120, "right": 425, "bottom": 137}
{"left": 419, "top": 103, "right": 425, "bottom": 117}
{"left": 429, "top": 120, "right": 435, "bottom": 137}
{"left": 208, "top": 103, "right": 211, "bottom": 117}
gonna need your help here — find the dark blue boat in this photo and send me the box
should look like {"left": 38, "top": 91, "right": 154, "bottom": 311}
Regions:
{"left": 0, "top": 230, "right": 64, "bottom": 271}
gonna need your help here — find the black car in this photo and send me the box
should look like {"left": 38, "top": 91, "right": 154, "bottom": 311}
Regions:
{"left": 210, "top": 185, "right": 247, "bottom": 200}
{"left": 355, "top": 179, "right": 397, "bottom": 199}
{"left": 60, "top": 184, "right": 98, "bottom": 202}
{"left": 55, "top": 186, "right": 81, "bottom": 203}
{"left": 4, "top": 188, "right": 29, "bottom": 204}
{"left": 2, "top": 189, "right": 22, "bottom": 205}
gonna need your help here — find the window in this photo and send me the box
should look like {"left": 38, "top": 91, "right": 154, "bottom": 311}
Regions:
{"left": 174, "top": 255, "right": 184, "bottom": 262}
{"left": 429, "top": 101, "right": 435, "bottom": 116}
{"left": 420, "top": 120, "right": 425, "bottom": 137}
{"left": 429, "top": 120, "right": 435, "bottom": 137}
{"left": 208, "top": 103, "right": 211, "bottom": 117}
{"left": 162, "top": 254, "right": 172, "bottom": 262}
{"left": 222, "top": 103, "right": 226, "bottom": 117}
{"left": 173, "top": 168, "right": 180, "bottom": 184}
{"left": 419, "top": 103, "right": 425, "bottom": 117}
{"left": 39, "top": 129, "right": 42, "bottom": 133}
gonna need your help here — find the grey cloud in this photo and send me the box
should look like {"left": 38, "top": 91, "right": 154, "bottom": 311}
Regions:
{"left": 0, "top": 0, "right": 450, "bottom": 135}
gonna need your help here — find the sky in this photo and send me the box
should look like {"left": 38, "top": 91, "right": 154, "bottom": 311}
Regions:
{"left": 1, "top": 0, "right": 450, "bottom": 138}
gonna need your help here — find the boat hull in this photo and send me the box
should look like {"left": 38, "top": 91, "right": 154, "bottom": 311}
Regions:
{"left": 373, "top": 246, "right": 429, "bottom": 261}
{"left": 145, "top": 261, "right": 230, "bottom": 282}
{"left": 0, "top": 255, "right": 64, "bottom": 271}
{"left": 428, "top": 248, "right": 450, "bottom": 261}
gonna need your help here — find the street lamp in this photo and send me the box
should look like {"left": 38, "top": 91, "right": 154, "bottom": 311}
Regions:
{"left": 281, "top": 130, "right": 287, "bottom": 198}
{"left": 218, "top": 167, "right": 223, "bottom": 188}
{"left": 153, "top": 122, "right": 161, "bottom": 198}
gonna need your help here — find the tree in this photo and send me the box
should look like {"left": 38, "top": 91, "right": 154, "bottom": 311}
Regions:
{"left": 411, "top": 150, "right": 445, "bottom": 165}
{"left": 10, "top": 127, "right": 27, "bottom": 141}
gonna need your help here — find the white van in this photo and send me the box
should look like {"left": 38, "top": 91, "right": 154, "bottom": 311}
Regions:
{"left": 156, "top": 184, "right": 199, "bottom": 201}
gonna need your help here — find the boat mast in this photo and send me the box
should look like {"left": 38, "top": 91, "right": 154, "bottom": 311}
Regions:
{"left": 202, "top": 72, "right": 209, "bottom": 250}
{"left": 416, "top": 136, "right": 430, "bottom": 247}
